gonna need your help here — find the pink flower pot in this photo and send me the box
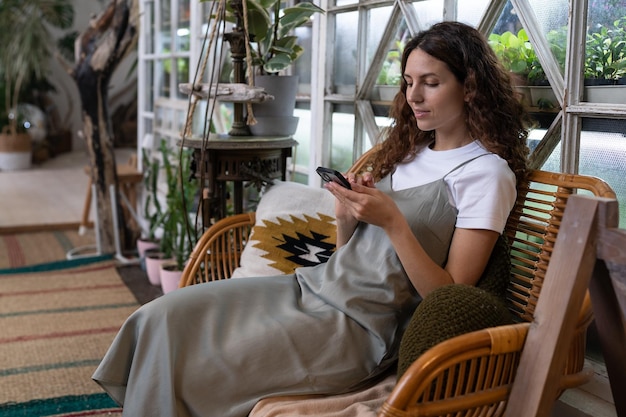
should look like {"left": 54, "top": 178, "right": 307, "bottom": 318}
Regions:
{"left": 144, "top": 249, "right": 172, "bottom": 286}
{"left": 160, "top": 262, "right": 183, "bottom": 294}
{"left": 136, "top": 238, "right": 159, "bottom": 271}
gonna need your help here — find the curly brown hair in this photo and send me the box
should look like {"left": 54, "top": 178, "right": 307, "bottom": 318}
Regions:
{"left": 371, "top": 21, "right": 531, "bottom": 185}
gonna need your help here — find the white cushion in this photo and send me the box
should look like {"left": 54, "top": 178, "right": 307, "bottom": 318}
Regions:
{"left": 231, "top": 181, "right": 337, "bottom": 278}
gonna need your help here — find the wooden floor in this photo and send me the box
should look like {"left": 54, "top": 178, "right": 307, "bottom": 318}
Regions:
{"left": 0, "top": 148, "right": 135, "bottom": 234}
{"left": 0, "top": 148, "right": 618, "bottom": 417}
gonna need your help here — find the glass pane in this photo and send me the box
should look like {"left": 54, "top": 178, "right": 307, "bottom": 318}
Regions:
{"left": 157, "top": 59, "right": 172, "bottom": 98}
{"left": 584, "top": 1, "right": 626, "bottom": 101}
{"left": 578, "top": 119, "right": 626, "bottom": 228}
{"left": 154, "top": 104, "right": 165, "bottom": 131}
{"left": 527, "top": 0, "right": 569, "bottom": 34}
{"left": 176, "top": 0, "right": 191, "bottom": 52}
{"left": 144, "top": 60, "right": 155, "bottom": 110}
{"left": 333, "top": 12, "right": 359, "bottom": 91}
{"left": 366, "top": 6, "right": 392, "bottom": 69}
{"left": 489, "top": 2, "right": 564, "bottom": 108}
{"left": 330, "top": 109, "right": 355, "bottom": 172}
{"left": 294, "top": 26, "right": 313, "bottom": 89}
{"left": 528, "top": 119, "right": 626, "bottom": 228}
{"left": 158, "top": 0, "right": 172, "bottom": 53}
{"left": 526, "top": 0, "right": 568, "bottom": 86}
{"left": 144, "top": 1, "right": 155, "bottom": 55}
{"left": 335, "top": 0, "right": 357, "bottom": 7}
{"left": 370, "top": 9, "right": 409, "bottom": 100}
{"left": 176, "top": 58, "right": 190, "bottom": 99}
{"left": 193, "top": 101, "right": 234, "bottom": 136}
{"left": 458, "top": 0, "right": 490, "bottom": 27}
{"left": 292, "top": 107, "right": 312, "bottom": 172}
{"left": 412, "top": 0, "right": 444, "bottom": 30}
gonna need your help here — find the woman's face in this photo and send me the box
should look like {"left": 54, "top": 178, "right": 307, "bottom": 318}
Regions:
{"left": 403, "top": 48, "right": 468, "bottom": 145}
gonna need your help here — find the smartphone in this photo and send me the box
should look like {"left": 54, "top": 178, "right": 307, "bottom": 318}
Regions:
{"left": 316, "top": 167, "right": 352, "bottom": 189}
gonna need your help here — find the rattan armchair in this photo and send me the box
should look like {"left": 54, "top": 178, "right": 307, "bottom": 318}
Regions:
{"left": 179, "top": 153, "right": 615, "bottom": 416}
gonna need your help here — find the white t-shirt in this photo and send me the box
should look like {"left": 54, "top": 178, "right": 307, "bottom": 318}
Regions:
{"left": 392, "top": 141, "right": 516, "bottom": 233}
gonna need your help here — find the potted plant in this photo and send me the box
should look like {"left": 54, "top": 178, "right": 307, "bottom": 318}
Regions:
{"left": 584, "top": 17, "right": 626, "bottom": 104}
{"left": 489, "top": 29, "right": 535, "bottom": 78}
{"left": 375, "top": 41, "right": 404, "bottom": 102}
{"left": 137, "top": 147, "right": 164, "bottom": 270}
{"left": 0, "top": 0, "right": 75, "bottom": 170}
{"left": 158, "top": 141, "right": 199, "bottom": 293}
{"left": 527, "top": 27, "right": 567, "bottom": 109}
{"left": 209, "top": 0, "right": 324, "bottom": 136}
{"left": 488, "top": 29, "right": 564, "bottom": 107}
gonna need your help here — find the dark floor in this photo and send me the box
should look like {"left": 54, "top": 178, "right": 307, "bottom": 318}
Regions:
{"left": 117, "top": 264, "right": 163, "bottom": 305}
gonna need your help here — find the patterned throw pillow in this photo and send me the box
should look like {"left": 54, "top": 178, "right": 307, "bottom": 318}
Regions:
{"left": 230, "top": 181, "right": 337, "bottom": 278}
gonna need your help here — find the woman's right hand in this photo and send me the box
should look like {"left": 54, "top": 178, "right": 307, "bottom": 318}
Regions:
{"left": 327, "top": 172, "right": 375, "bottom": 247}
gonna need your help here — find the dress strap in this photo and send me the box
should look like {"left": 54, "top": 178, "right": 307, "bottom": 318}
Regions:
{"left": 443, "top": 153, "right": 491, "bottom": 179}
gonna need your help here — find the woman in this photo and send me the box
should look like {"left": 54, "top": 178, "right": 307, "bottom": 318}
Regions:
{"left": 93, "top": 21, "right": 530, "bottom": 417}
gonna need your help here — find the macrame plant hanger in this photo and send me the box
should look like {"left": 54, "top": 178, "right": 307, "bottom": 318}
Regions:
{"left": 178, "top": 0, "right": 265, "bottom": 237}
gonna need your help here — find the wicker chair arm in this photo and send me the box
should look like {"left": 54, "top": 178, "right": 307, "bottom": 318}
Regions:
{"left": 180, "top": 212, "right": 255, "bottom": 287}
{"left": 380, "top": 323, "right": 529, "bottom": 417}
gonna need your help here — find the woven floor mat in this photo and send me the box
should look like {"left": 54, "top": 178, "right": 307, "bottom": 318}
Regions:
{"left": 0, "top": 260, "right": 138, "bottom": 415}
{"left": 0, "top": 230, "right": 96, "bottom": 271}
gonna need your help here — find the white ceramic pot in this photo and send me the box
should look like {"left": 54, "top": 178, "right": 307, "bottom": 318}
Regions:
{"left": 377, "top": 85, "right": 399, "bottom": 102}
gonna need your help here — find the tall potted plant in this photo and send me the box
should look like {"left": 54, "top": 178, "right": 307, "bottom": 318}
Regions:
{"left": 137, "top": 148, "right": 164, "bottom": 270}
{"left": 209, "top": 0, "right": 324, "bottom": 136}
{"left": 0, "top": 0, "right": 75, "bottom": 170}
{"left": 158, "top": 141, "right": 199, "bottom": 293}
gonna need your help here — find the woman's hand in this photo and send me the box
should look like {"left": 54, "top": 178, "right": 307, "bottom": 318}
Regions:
{"left": 326, "top": 172, "right": 404, "bottom": 246}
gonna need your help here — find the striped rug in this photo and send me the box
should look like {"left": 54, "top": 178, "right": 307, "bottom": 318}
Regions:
{"left": 0, "top": 260, "right": 139, "bottom": 416}
{"left": 0, "top": 230, "right": 97, "bottom": 271}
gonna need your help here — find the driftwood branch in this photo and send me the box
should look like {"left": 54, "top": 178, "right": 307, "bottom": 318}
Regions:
{"left": 178, "top": 83, "right": 275, "bottom": 103}
{"left": 71, "top": 0, "right": 140, "bottom": 254}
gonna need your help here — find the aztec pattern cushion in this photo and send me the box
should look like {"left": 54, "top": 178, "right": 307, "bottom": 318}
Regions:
{"left": 231, "top": 181, "right": 337, "bottom": 278}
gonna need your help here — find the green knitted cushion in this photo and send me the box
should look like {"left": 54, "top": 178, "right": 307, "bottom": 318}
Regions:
{"left": 397, "top": 235, "right": 513, "bottom": 378}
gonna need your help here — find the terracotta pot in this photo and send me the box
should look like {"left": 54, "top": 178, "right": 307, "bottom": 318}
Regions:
{"left": 160, "top": 262, "right": 184, "bottom": 294}
{"left": 144, "top": 248, "right": 172, "bottom": 286}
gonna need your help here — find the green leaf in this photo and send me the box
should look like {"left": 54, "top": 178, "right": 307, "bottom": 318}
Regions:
{"left": 263, "top": 53, "right": 292, "bottom": 73}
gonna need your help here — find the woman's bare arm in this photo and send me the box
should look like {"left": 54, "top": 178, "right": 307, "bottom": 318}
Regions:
{"left": 326, "top": 181, "right": 498, "bottom": 297}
